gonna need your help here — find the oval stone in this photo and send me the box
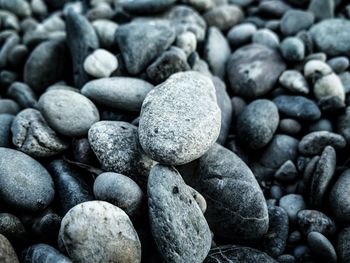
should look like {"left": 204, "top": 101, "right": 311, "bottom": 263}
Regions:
{"left": 139, "top": 71, "right": 221, "bottom": 165}
{"left": 0, "top": 148, "right": 55, "bottom": 212}
{"left": 22, "top": 244, "right": 72, "bottom": 263}
{"left": 329, "top": 169, "right": 350, "bottom": 222}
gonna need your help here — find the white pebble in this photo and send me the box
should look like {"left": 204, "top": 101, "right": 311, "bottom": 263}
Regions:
{"left": 83, "top": 49, "right": 118, "bottom": 78}
{"left": 314, "top": 73, "right": 345, "bottom": 102}
{"left": 176, "top": 31, "right": 197, "bottom": 57}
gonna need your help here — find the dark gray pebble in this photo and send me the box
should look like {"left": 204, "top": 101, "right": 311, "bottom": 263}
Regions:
{"left": 328, "top": 56, "right": 349, "bottom": 73}
{"left": 7, "top": 82, "right": 37, "bottom": 109}
{"left": 203, "top": 5, "right": 243, "bottom": 31}
{"left": 22, "top": 243, "right": 72, "bottom": 263}
{"left": 0, "top": 114, "right": 14, "bottom": 147}
{"left": 303, "top": 156, "right": 319, "bottom": 186}
{"left": 309, "top": 119, "right": 333, "bottom": 132}
{"left": 279, "top": 119, "right": 302, "bottom": 135}
{"left": 258, "top": 0, "right": 291, "bottom": 18}
{"left": 337, "top": 107, "right": 350, "bottom": 144}
{"left": 337, "top": 226, "right": 350, "bottom": 263}
{"left": 280, "top": 37, "right": 305, "bottom": 61}
{"left": 307, "top": 231, "right": 337, "bottom": 263}
{"left": 308, "top": 0, "right": 334, "bottom": 21}
{"left": 297, "top": 209, "right": 336, "bottom": 237}
{"left": 0, "top": 99, "right": 20, "bottom": 115}
{"left": 329, "top": 169, "right": 350, "bottom": 222}
{"left": 121, "top": 0, "right": 176, "bottom": 14}
{"left": 280, "top": 10, "right": 314, "bottom": 36}
{"left": 274, "top": 160, "right": 298, "bottom": 182}
{"left": 277, "top": 254, "right": 296, "bottom": 263}
{"left": 0, "top": 212, "right": 27, "bottom": 245}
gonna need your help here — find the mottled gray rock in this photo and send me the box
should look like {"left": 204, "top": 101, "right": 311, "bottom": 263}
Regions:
{"left": 237, "top": 99, "right": 279, "bottom": 149}
{"left": 66, "top": 9, "right": 99, "bottom": 88}
{"left": 274, "top": 160, "right": 298, "bottom": 182}
{"left": 280, "top": 10, "right": 314, "bottom": 36}
{"left": 280, "top": 37, "right": 305, "bottom": 61}
{"left": 328, "top": 56, "right": 349, "bottom": 73}
{"left": 227, "top": 23, "right": 257, "bottom": 47}
{"left": 337, "top": 227, "right": 350, "bottom": 263}
{"left": 22, "top": 244, "right": 72, "bottom": 263}
{"left": 329, "top": 169, "right": 350, "bottom": 222}
{"left": 0, "top": 148, "right": 55, "bottom": 212}
{"left": 227, "top": 44, "right": 286, "bottom": 99}
{"left": 88, "top": 121, "right": 155, "bottom": 188}
{"left": 252, "top": 29, "right": 280, "bottom": 49}
{"left": 94, "top": 172, "right": 144, "bottom": 218}
{"left": 297, "top": 210, "right": 336, "bottom": 237}
{"left": 0, "top": 114, "right": 14, "bottom": 147}
{"left": 204, "top": 4, "right": 243, "bottom": 31}
{"left": 307, "top": 232, "right": 337, "bottom": 263}
{"left": 0, "top": 213, "right": 27, "bottom": 245}
{"left": 189, "top": 143, "right": 269, "bottom": 241}
{"left": 92, "top": 19, "right": 118, "bottom": 49}
{"left": 273, "top": 95, "right": 321, "bottom": 121}
{"left": 276, "top": 254, "right": 296, "bottom": 263}
{"left": 146, "top": 47, "right": 191, "bottom": 84}
{"left": 0, "top": 99, "right": 20, "bottom": 115}
{"left": 0, "top": 234, "right": 19, "bottom": 263}
{"left": 175, "top": 31, "right": 197, "bottom": 56}
{"left": 58, "top": 201, "right": 141, "bottom": 263}
{"left": 204, "top": 27, "right": 231, "bottom": 79}
{"left": 23, "top": 40, "right": 66, "bottom": 93}
{"left": 279, "top": 194, "right": 306, "bottom": 222}
{"left": 81, "top": 77, "right": 153, "bottom": 112}
{"left": 204, "top": 245, "right": 278, "bottom": 263}
{"left": 279, "top": 70, "right": 309, "bottom": 94}
{"left": 298, "top": 131, "right": 346, "bottom": 155}
{"left": 115, "top": 20, "right": 175, "bottom": 75}
{"left": 308, "top": 0, "right": 334, "bottom": 21}
{"left": 139, "top": 71, "right": 221, "bottom": 165}
{"left": 83, "top": 49, "right": 118, "bottom": 78}
{"left": 310, "top": 146, "right": 336, "bottom": 208}
{"left": 49, "top": 160, "right": 93, "bottom": 216}
{"left": 11, "top": 109, "right": 69, "bottom": 157}
{"left": 38, "top": 89, "right": 100, "bottom": 137}
{"left": 148, "top": 164, "right": 211, "bottom": 263}
{"left": 261, "top": 206, "right": 289, "bottom": 257}
{"left": 7, "top": 82, "right": 37, "bottom": 109}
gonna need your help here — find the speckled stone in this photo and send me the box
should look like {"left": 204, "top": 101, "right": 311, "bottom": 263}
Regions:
{"left": 296, "top": 210, "right": 336, "bottom": 237}
{"left": 22, "top": 244, "right": 72, "bottom": 263}
{"left": 329, "top": 169, "right": 350, "bottom": 222}
{"left": 337, "top": 227, "right": 350, "bottom": 263}
{"left": 58, "top": 201, "right": 141, "bottom": 263}
{"left": 0, "top": 234, "right": 19, "bottom": 263}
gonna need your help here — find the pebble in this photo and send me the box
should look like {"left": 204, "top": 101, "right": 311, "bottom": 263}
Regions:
{"left": 7, "top": 82, "right": 37, "bottom": 109}
{"left": 146, "top": 47, "right": 191, "bottom": 84}
{"left": 94, "top": 172, "right": 144, "bottom": 218}
{"left": 203, "top": 5, "right": 243, "bottom": 31}
{"left": 310, "top": 19, "right": 350, "bottom": 56}
{"left": 303, "top": 156, "right": 320, "bottom": 186}
{"left": 81, "top": 77, "right": 153, "bottom": 112}
{"left": 0, "top": 147, "right": 55, "bottom": 212}
{"left": 38, "top": 89, "right": 100, "bottom": 137}
{"left": 274, "top": 160, "right": 298, "bottom": 182}
{"left": 58, "top": 201, "right": 141, "bottom": 263}
{"left": 280, "top": 10, "right": 315, "bottom": 36}
{"left": 258, "top": 0, "right": 291, "bottom": 18}
{"left": 0, "top": 114, "right": 14, "bottom": 147}
{"left": 0, "top": 234, "right": 19, "bottom": 263}
{"left": 327, "top": 56, "right": 349, "bottom": 73}
{"left": 227, "top": 44, "right": 286, "bottom": 99}
{"left": 279, "top": 70, "right": 309, "bottom": 94}
{"left": 11, "top": 109, "right": 69, "bottom": 157}
{"left": 309, "top": 119, "right": 333, "bottom": 132}
{"left": 204, "top": 245, "right": 278, "bottom": 263}
{"left": 308, "top": 0, "right": 334, "bottom": 21}
{"left": 252, "top": 29, "right": 280, "bottom": 49}
{"left": 204, "top": 27, "right": 231, "bottom": 79}
{"left": 175, "top": 31, "right": 197, "bottom": 57}
{"left": 92, "top": 19, "right": 118, "bottom": 49}
{"left": 0, "top": 0, "right": 31, "bottom": 17}
{"left": 280, "top": 37, "right": 305, "bottom": 61}
{"left": 261, "top": 205, "right": 289, "bottom": 257}
{"left": 88, "top": 121, "right": 155, "bottom": 188}
{"left": 307, "top": 231, "right": 337, "bottom": 263}
{"left": 191, "top": 143, "right": 269, "bottom": 241}
{"left": 22, "top": 244, "right": 72, "bottom": 263}
{"left": 279, "top": 194, "right": 306, "bottom": 222}
{"left": 304, "top": 59, "right": 332, "bottom": 81}
{"left": 314, "top": 73, "right": 345, "bottom": 104}
{"left": 0, "top": 99, "right": 20, "bottom": 115}
{"left": 273, "top": 95, "right": 321, "bottom": 121}
{"left": 237, "top": 99, "right": 279, "bottom": 149}
{"left": 227, "top": 23, "right": 257, "bottom": 47}
{"left": 329, "top": 169, "right": 350, "bottom": 222}
{"left": 48, "top": 160, "right": 93, "bottom": 216}
{"left": 337, "top": 227, "right": 350, "bottom": 263}
{"left": 115, "top": 20, "right": 175, "bottom": 75}
{"left": 277, "top": 254, "right": 296, "bottom": 263}
{"left": 0, "top": 212, "right": 27, "bottom": 245}
{"left": 138, "top": 71, "right": 221, "bottom": 165}
{"left": 296, "top": 209, "right": 336, "bottom": 237}
{"left": 279, "top": 119, "right": 301, "bottom": 135}
{"left": 66, "top": 9, "right": 99, "bottom": 88}
{"left": 83, "top": 49, "right": 118, "bottom": 78}
{"left": 121, "top": 0, "right": 176, "bottom": 14}
{"left": 148, "top": 164, "right": 212, "bottom": 263}
{"left": 337, "top": 107, "right": 350, "bottom": 144}
{"left": 298, "top": 131, "right": 346, "bottom": 155}
{"left": 339, "top": 72, "right": 350, "bottom": 93}
{"left": 0, "top": 34, "right": 19, "bottom": 69}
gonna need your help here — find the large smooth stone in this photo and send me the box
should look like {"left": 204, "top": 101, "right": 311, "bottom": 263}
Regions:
{"left": 0, "top": 148, "right": 54, "bottom": 212}
{"left": 148, "top": 164, "right": 212, "bottom": 263}
{"left": 226, "top": 44, "right": 286, "bottom": 99}
{"left": 139, "top": 71, "right": 221, "bottom": 165}
{"left": 81, "top": 77, "right": 153, "bottom": 112}
{"left": 58, "top": 201, "right": 141, "bottom": 263}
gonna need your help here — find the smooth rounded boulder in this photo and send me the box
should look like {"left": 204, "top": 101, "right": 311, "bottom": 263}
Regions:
{"left": 148, "top": 164, "right": 212, "bottom": 263}
{"left": 139, "top": 71, "right": 221, "bottom": 165}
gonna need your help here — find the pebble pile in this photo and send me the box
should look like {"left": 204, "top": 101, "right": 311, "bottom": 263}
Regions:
{"left": 0, "top": 0, "right": 350, "bottom": 262}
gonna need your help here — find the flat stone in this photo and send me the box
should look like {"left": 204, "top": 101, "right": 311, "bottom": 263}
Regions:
{"left": 148, "top": 164, "right": 211, "bottom": 263}
{"left": 58, "top": 201, "right": 141, "bottom": 263}
{"left": 227, "top": 44, "right": 286, "bottom": 99}
{"left": 81, "top": 77, "right": 153, "bottom": 112}
{"left": 138, "top": 71, "right": 221, "bottom": 165}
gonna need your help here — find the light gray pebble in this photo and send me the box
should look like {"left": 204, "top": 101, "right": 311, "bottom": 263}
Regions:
{"left": 0, "top": 0, "right": 31, "bottom": 17}
{"left": 58, "top": 201, "right": 141, "bottom": 263}
{"left": 279, "top": 70, "right": 309, "bottom": 94}
{"left": 339, "top": 72, "right": 350, "bottom": 93}
{"left": 274, "top": 160, "right": 298, "bottom": 182}
{"left": 279, "top": 194, "right": 306, "bottom": 222}
{"left": 203, "top": 4, "right": 243, "bottom": 31}
{"left": 175, "top": 31, "right": 197, "bottom": 57}
{"left": 252, "top": 29, "right": 280, "bottom": 49}
{"left": 327, "top": 56, "right": 349, "bottom": 73}
{"left": 227, "top": 23, "right": 257, "bottom": 47}
{"left": 38, "top": 89, "right": 100, "bottom": 137}
{"left": 337, "top": 226, "right": 350, "bottom": 263}
{"left": 92, "top": 19, "right": 118, "bottom": 49}
{"left": 0, "top": 99, "right": 20, "bottom": 115}
{"left": 83, "top": 49, "right": 118, "bottom": 78}
{"left": 22, "top": 243, "right": 71, "bottom": 263}
{"left": 0, "top": 234, "right": 19, "bottom": 263}
{"left": 314, "top": 73, "right": 345, "bottom": 104}
{"left": 280, "top": 10, "right": 315, "bottom": 36}
{"left": 280, "top": 37, "right": 305, "bottom": 62}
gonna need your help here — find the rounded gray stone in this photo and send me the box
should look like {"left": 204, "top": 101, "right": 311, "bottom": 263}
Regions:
{"left": 38, "top": 89, "right": 100, "bottom": 137}
{"left": 280, "top": 37, "right": 305, "bottom": 62}
{"left": 94, "top": 172, "right": 144, "bottom": 218}
{"left": 88, "top": 121, "right": 155, "bottom": 188}
{"left": 0, "top": 99, "right": 20, "bottom": 115}
{"left": 337, "top": 227, "right": 350, "bottom": 263}
{"left": 279, "top": 70, "right": 309, "bottom": 94}
{"left": 81, "top": 77, "right": 153, "bottom": 112}
{"left": 148, "top": 164, "right": 212, "bottom": 263}
{"left": 203, "top": 4, "right": 243, "bottom": 31}
{"left": 279, "top": 194, "right": 306, "bottom": 222}
{"left": 296, "top": 209, "right": 336, "bottom": 237}
{"left": 22, "top": 244, "right": 72, "bottom": 263}
{"left": 329, "top": 169, "right": 350, "bottom": 222}
{"left": 0, "top": 234, "right": 19, "bottom": 263}
{"left": 307, "top": 232, "right": 337, "bottom": 263}
{"left": 58, "top": 201, "right": 141, "bottom": 263}
{"left": 227, "top": 23, "right": 257, "bottom": 47}
{"left": 139, "top": 71, "right": 221, "bottom": 166}
{"left": 0, "top": 147, "right": 55, "bottom": 212}
{"left": 11, "top": 109, "right": 69, "bottom": 157}
{"left": 237, "top": 99, "right": 279, "bottom": 150}
{"left": 0, "top": 114, "right": 14, "bottom": 147}
{"left": 227, "top": 44, "right": 286, "bottom": 99}
{"left": 280, "top": 10, "right": 315, "bottom": 36}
